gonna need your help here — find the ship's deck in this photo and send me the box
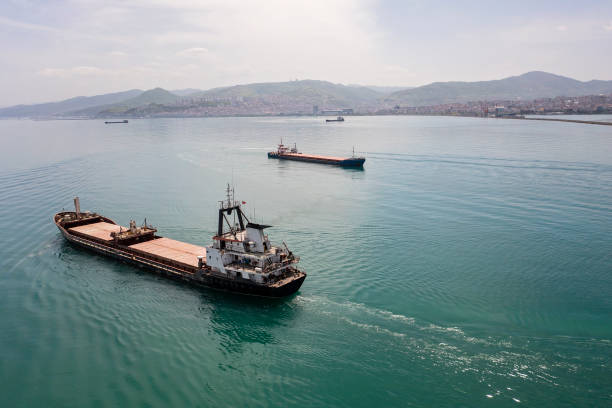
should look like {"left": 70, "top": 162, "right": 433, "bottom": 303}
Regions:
{"left": 69, "top": 221, "right": 123, "bottom": 241}
{"left": 68, "top": 221, "right": 206, "bottom": 268}
{"left": 279, "top": 152, "right": 346, "bottom": 161}
{"left": 129, "top": 237, "right": 206, "bottom": 268}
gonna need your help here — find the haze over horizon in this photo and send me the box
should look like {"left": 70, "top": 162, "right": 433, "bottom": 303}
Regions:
{"left": 1, "top": 0, "right": 611, "bottom": 106}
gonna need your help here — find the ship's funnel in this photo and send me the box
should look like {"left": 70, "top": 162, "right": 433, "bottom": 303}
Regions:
{"left": 74, "top": 197, "right": 81, "bottom": 218}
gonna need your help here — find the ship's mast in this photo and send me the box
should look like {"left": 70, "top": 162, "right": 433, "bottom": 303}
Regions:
{"left": 217, "top": 184, "right": 248, "bottom": 248}
{"left": 225, "top": 183, "right": 234, "bottom": 208}
{"left": 73, "top": 196, "right": 81, "bottom": 219}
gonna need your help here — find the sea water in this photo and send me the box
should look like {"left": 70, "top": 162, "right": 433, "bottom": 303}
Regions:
{"left": 0, "top": 116, "right": 610, "bottom": 407}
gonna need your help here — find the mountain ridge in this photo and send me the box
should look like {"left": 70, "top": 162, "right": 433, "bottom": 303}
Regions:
{"left": 1, "top": 72, "right": 611, "bottom": 118}
{"left": 384, "top": 71, "right": 612, "bottom": 106}
{"left": 190, "top": 79, "right": 381, "bottom": 105}
{"left": 0, "top": 89, "right": 143, "bottom": 117}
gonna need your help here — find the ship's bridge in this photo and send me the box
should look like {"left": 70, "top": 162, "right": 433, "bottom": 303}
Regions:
{"left": 212, "top": 222, "right": 272, "bottom": 255}
{"left": 205, "top": 185, "right": 299, "bottom": 280}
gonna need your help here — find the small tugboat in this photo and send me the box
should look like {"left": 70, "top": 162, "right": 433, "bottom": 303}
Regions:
{"left": 54, "top": 188, "right": 306, "bottom": 297}
{"left": 104, "top": 120, "right": 128, "bottom": 124}
{"left": 268, "top": 141, "right": 365, "bottom": 167}
{"left": 326, "top": 116, "right": 344, "bottom": 122}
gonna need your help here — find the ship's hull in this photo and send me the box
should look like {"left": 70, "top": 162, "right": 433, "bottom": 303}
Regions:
{"left": 268, "top": 152, "right": 365, "bottom": 167}
{"left": 55, "top": 213, "right": 305, "bottom": 298}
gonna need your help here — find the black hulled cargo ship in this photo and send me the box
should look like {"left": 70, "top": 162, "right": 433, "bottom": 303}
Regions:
{"left": 268, "top": 142, "right": 365, "bottom": 167}
{"left": 54, "top": 190, "right": 306, "bottom": 297}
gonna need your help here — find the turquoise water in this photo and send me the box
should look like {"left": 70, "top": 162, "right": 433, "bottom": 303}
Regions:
{"left": 0, "top": 116, "right": 611, "bottom": 407}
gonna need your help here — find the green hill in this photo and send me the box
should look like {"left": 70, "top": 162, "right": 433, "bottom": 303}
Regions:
{"left": 192, "top": 80, "right": 380, "bottom": 106}
{"left": 69, "top": 88, "right": 180, "bottom": 117}
{"left": 0, "top": 89, "right": 143, "bottom": 118}
{"left": 3, "top": 72, "right": 611, "bottom": 118}
{"left": 119, "top": 88, "right": 180, "bottom": 106}
{"left": 385, "top": 72, "right": 612, "bottom": 106}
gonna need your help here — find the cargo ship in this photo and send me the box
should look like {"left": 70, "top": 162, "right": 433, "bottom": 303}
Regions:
{"left": 54, "top": 190, "right": 306, "bottom": 297}
{"left": 105, "top": 120, "right": 128, "bottom": 124}
{"left": 268, "top": 142, "right": 365, "bottom": 167}
{"left": 326, "top": 116, "right": 344, "bottom": 122}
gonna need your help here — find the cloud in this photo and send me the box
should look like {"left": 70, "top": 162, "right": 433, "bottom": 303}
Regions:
{"left": 499, "top": 19, "right": 604, "bottom": 44}
{"left": 153, "top": 31, "right": 216, "bottom": 46}
{"left": 4, "top": 0, "right": 612, "bottom": 106}
{"left": 3, "top": 0, "right": 388, "bottom": 104}
{"left": 176, "top": 47, "right": 211, "bottom": 57}
{"left": 382, "top": 65, "right": 416, "bottom": 78}
{"left": 38, "top": 66, "right": 106, "bottom": 78}
{"left": 0, "top": 15, "right": 59, "bottom": 32}
{"left": 73, "top": 66, "right": 105, "bottom": 75}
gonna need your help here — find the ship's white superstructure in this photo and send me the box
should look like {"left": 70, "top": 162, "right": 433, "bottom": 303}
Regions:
{"left": 205, "top": 185, "right": 299, "bottom": 284}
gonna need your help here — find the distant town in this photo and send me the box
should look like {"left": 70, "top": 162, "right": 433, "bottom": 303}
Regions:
{"left": 1, "top": 72, "right": 611, "bottom": 120}
{"left": 379, "top": 94, "right": 612, "bottom": 118}
{"left": 87, "top": 92, "right": 612, "bottom": 119}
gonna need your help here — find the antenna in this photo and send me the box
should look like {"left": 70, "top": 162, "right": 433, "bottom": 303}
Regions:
{"left": 226, "top": 183, "right": 232, "bottom": 208}
{"left": 232, "top": 183, "right": 236, "bottom": 226}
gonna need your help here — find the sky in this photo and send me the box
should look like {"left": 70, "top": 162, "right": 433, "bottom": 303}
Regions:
{"left": 0, "top": 0, "right": 611, "bottom": 106}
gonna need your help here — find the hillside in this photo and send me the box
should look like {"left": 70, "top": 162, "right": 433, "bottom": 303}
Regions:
{"left": 350, "top": 84, "right": 410, "bottom": 94}
{"left": 2, "top": 72, "right": 611, "bottom": 118}
{"left": 171, "top": 88, "right": 203, "bottom": 96}
{"left": 120, "top": 88, "right": 181, "bottom": 106}
{"left": 191, "top": 80, "right": 380, "bottom": 107}
{"left": 384, "top": 72, "right": 612, "bottom": 106}
{"left": 69, "top": 88, "right": 181, "bottom": 117}
{"left": 0, "top": 89, "right": 143, "bottom": 118}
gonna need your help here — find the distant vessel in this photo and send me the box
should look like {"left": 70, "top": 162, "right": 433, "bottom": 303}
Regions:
{"left": 105, "top": 120, "right": 128, "bottom": 124}
{"left": 54, "top": 190, "right": 306, "bottom": 297}
{"left": 326, "top": 116, "right": 344, "bottom": 122}
{"left": 268, "top": 141, "right": 365, "bottom": 167}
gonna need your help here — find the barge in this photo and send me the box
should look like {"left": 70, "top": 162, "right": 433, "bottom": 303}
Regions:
{"left": 268, "top": 142, "right": 365, "bottom": 167}
{"left": 54, "top": 191, "right": 306, "bottom": 297}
